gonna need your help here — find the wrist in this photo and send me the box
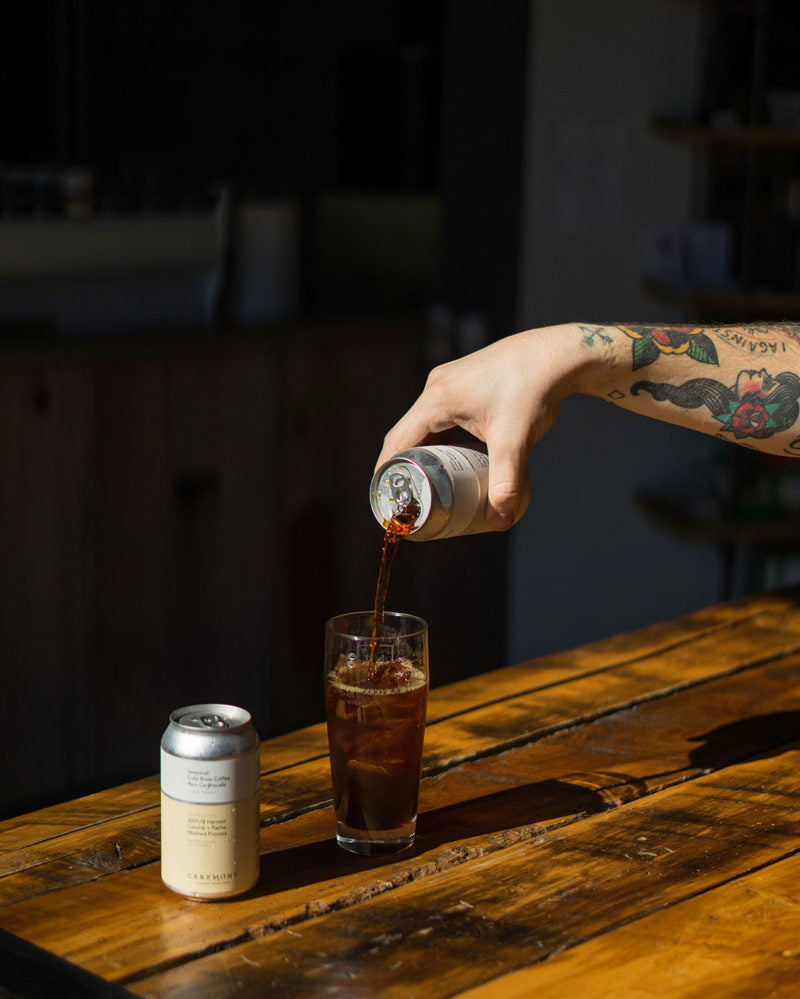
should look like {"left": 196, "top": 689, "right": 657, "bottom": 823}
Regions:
{"left": 562, "top": 322, "right": 627, "bottom": 397}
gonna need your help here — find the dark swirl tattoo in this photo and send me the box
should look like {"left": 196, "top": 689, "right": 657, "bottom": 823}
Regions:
{"left": 632, "top": 369, "right": 800, "bottom": 440}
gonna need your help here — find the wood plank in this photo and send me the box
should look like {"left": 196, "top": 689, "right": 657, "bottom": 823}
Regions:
{"left": 427, "top": 586, "right": 800, "bottom": 721}
{"left": 3, "top": 651, "right": 800, "bottom": 981}
{"left": 3, "top": 607, "right": 800, "bottom": 899}
{"left": 422, "top": 608, "right": 800, "bottom": 771}
{"left": 0, "top": 721, "right": 334, "bottom": 857}
{"left": 457, "top": 852, "right": 800, "bottom": 999}
{"left": 2, "top": 587, "right": 796, "bottom": 847}
{"left": 125, "top": 746, "right": 800, "bottom": 996}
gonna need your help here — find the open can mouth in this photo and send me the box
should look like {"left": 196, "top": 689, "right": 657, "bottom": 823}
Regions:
{"left": 369, "top": 449, "right": 454, "bottom": 541}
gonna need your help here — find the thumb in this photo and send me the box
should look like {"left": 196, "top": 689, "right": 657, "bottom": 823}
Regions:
{"left": 485, "top": 440, "right": 530, "bottom": 531}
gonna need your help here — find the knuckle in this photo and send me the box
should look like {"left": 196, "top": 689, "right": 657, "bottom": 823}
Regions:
{"left": 491, "top": 482, "right": 521, "bottom": 505}
{"left": 425, "top": 362, "right": 450, "bottom": 388}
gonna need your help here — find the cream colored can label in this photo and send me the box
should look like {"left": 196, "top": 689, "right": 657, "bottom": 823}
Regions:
{"left": 160, "top": 748, "right": 260, "bottom": 899}
{"left": 417, "top": 444, "right": 489, "bottom": 537}
{"left": 160, "top": 793, "right": 259, "bottom": 899}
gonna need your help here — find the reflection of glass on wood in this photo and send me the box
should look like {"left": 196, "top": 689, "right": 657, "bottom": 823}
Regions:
{"left": 369, "top": 500, "right": 420, "bottom": 676}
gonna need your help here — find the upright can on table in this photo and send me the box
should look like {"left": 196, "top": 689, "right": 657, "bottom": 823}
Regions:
{"left": 160, "top": 703, "right": 260, "bottom": 900}
{"left": 370, "top": 444, "right": 531, "bottom": 541}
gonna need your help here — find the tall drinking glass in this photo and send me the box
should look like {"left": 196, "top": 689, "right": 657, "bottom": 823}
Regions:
{"left": 324, "top": 611, "right": 429, "bottom": 855}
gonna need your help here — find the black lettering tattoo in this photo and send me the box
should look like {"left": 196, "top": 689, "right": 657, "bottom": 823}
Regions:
{"left": 729, "top": 324, "right": 800, "bottom": 341}
{"left": 711, "top": 325, "right": 796, "bottom": 359}
{"left": 632, "top": 369, "right": 800, "bottom": 440}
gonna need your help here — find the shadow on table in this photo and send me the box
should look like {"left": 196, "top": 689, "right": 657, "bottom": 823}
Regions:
{"left": 248, "top": 778, "right": 610, "bottom": 899}
{"left": 687, "top": 710, "right": 800, "bottom": 768}
{"left": 415, "top": 710, "right": 800, "bottom": 854}
{"left": 248, "top": 711, "right": 800, "bottom": 898}
{"left": 414, "top": 777, "right": 608, "bottom": 850}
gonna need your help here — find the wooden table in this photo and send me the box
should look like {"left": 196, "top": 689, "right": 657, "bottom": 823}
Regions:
{"left": 3, "top": 587, "right": 800, "bottom": 997}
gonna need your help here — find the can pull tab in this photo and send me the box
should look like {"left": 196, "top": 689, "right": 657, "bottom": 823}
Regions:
{"left": 199, "top": 714, "right": 229, "bottom": 729}
{"left": 388, "top": 468, "right": 415, "bottom": 512}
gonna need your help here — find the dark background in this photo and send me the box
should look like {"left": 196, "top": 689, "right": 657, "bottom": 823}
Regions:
{"left": 3, "top": 0, "right": 527, "bottom": 327}
{"left": 0, "top": 0, "right": 531, "bottom": 816}
{"left": 4, "top": 0, "right": 800, "bottom": 819}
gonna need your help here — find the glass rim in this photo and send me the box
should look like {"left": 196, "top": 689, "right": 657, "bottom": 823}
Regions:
{"left": 325, "top": 610, "right": 428, "bottom": 641}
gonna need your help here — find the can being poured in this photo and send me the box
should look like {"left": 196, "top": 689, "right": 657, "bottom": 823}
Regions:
{"left": 160, "top": 703, "right": 260, "bottom": 900}
{"left": 369, "top": 444, "right": 531, "bottom": 541}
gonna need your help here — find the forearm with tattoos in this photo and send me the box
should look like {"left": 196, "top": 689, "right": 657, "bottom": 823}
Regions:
{"left": 575, "top": 322, "right": 800, "bottom": 456}
{"left": 378, "top": 320, "right": 800, "bottom": 525}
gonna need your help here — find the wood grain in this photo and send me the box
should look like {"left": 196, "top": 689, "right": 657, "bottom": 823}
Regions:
{"left": 3, "top": 646, "right": 799, "bottom": 984}
{"left": 3, "top": 589, "right": 800, "bottom": 997}
{"left": 458, "top": 852, "right": 800, "bottom": 999}
{"left": 3, "top": 587, "right": 794, "bottom": 849}
{"left": 126, "top": 747, "right": 800, "bottom": 997}
{"left": 3, "top": 591, "right": 800, "bottom": 903}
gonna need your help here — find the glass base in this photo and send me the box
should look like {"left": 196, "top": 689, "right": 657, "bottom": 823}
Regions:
{"left": 335, "top": 819, "right": 416, "bottom": 855}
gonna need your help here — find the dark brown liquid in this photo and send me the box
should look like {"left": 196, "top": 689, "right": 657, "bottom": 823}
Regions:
{"left": 325, "top": 658, "right": 428, "bottom": 834}
{"left": 370, "top": 500, "right": 420, "bottom": 675}
{"left": 372, "top": 500, "right": 420, "bottom": 632}
{"left": 324, "top": 500, "right": 426, "bottom": 837}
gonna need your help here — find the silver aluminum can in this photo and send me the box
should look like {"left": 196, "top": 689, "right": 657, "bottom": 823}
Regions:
{"left": 160, "top": 703, "right": 260, "bottom": 900}
{"left": 369, "top": 444, "right": 531, "bottom": 541}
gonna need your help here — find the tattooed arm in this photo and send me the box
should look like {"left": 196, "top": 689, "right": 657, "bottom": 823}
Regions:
{"left": 378, "top": 322, "right": 800, "bottom": 529}
{"left": 587, "top": 322, "right": 800, "bottom": 457}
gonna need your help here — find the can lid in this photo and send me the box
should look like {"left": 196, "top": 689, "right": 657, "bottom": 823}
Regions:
{"left": 170, "top": 704, "right": 251, "bottom": 732}
{"left": 370, "top": 449, "right": 454, "bottom": 540}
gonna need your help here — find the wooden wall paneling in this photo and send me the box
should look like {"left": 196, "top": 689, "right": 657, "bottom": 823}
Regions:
{"left": 0, "top": 315, "right": 492, "bottom": 815}
{"left": 162, "top": 343, "right": 281, "bottom": 734}
{"left": 166, "top": 342, "right": 281, "bottom": 737}
{"left": 165, "top": 350, "right": 225, "bottom": 701}
{"left": 325, "top": 322, "right": 426, "bottom": 617}
{"left": 272, "top": 316, "right": 506, "bottom": 719}
{"left": 275, "top": 330, "right": 347, "bottom": 731}
{"left": 272, "top": 319, "right": 424, "bottom": 731}
{"left": 92, "top": 358, "right": 170, "bottom": 786}
{"left": 326, "top": 319, "right": 512, "bottom": 690}
{"left": 213, "top": 345, "right": 281, "bottom": 738}
{"left": 0, "top": 364, "right": 94, "bottom": 816}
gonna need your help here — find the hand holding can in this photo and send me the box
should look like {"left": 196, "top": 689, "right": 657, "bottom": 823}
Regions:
{"left": 370, "top": 444, "right": 531, "bottom": 541}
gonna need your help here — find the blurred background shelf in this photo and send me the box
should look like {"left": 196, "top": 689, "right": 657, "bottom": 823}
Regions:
{"left": 642, "top": 277, "right": 800, "bottom": 320}
{"left": 651, "top": 118, "right": 800, "bottom": 150}
{"left": 646, "top": 0, "right": 800, "bottom": 317}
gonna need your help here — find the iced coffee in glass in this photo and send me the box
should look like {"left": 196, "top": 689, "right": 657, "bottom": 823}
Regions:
{"left": 324, "top": 611, "right": 428, "bottom": 855}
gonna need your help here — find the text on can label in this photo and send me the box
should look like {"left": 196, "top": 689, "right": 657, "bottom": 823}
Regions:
{"left": 160, "top": 749, "right": 260, "bottom": 804}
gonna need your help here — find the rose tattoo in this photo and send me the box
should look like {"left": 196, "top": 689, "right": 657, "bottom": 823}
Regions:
{"left": 632, "top": 369, "right": 800, "bottom": 440}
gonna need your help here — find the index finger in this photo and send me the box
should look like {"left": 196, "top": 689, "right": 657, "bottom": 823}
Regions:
{"left": 376, "top": 405, "right": 456, "bottom": 469}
